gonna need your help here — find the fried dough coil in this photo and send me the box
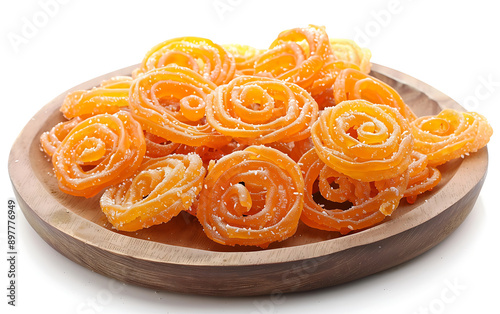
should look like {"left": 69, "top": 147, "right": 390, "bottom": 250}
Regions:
{"left": 299, "top": 148, "right": 408, "bottom": 234}
{"left": 333, "top": 68, "right": 416, "bottom": 121}
{"left": 134, "top": 36, "right": 236, "bottom": 85}
{"left": 60, "top": 76, "right": 132, "bottom": 119}
{"left": 196, "top": 145, "right": 304, "bottom": 247}
{"left": 129, "top": 65, "right": 230, "bottom": 148}
{"left": 52, "top": 111, "right": 146, "bottom": 198}
{"left": 410, "top": 109, "right": 493, "bottom": 166}
{"left": 254, "top": 25, "right": 334, "bottom": 92}
{"left": 311, "top": 99, "right": 413, "bottom": 182}
{"left": 206, "top": 75, "right": 318, "bottom": 145}
{"left": 100, "top": 153, "right": 205, "bottom": 231}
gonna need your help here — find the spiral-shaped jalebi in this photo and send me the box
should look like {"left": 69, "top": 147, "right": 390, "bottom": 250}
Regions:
{"left": 60, "top": 76, "right": 132, "bottom": 119}
{"left": 311, "top": 99, "right": 413, "bottom": 182}
{"left": 333, "top": 68, "right": 416, "bottom": 121}
{"left": 299, "top": 148, "right": 408, "bottom": 234}
{"left": 52, "top": 111, "right": 145, "bottom": 198}
{"left": 410, "top": 109, "right": 492, "bottom": 166}
{"left": 196, "top": 145, "right": 304, "bottom": 247}
{"left": 206, "top": 75, "right": 318, "bottom": 145}
{"left": 129, "top": 65, "right": 230, "bottom": 148}
{"left": 100, "top": 153, "right": 205, "bottom": 231}
{"left": 254, "top": 25, "right": 334, "bottom": 93}
{"left": 134, "top": 36, "right": 236, "bottom": 85}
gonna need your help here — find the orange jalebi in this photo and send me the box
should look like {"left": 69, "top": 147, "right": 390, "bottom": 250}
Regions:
{"left": 311, "top": 99, "right": 413, "bottom": 182}
{"left": 52, "top": 111, "right": 146, "bottom": 198}
{"left": 100, "top": 153, "right": 205, "bottom": 232}
{"left": 410, "top": 109, "right": 492, "bottom": 166}
{"left": 404, "top": 151, "right": 441, "bottom": 204}
{"left": 129, "top": 64, "right": 231, "bottom": 148}
{"left": 40, "top": 117, "right": 82, "bottom": 156}
{"left": 254, "top": 25, "right": 334, "bottom": 93}
{"left": 299, "top": 148, "right": 408, "bottom": 234}
{"left": 60, "top": 76, "right": 132, "bottom": 119}
{"left": 334, "top": 68, "right": 417, "bottom": 121}
{"left": 205, "top": 75, "right": 318, "bottom": 145}
{"left": 134, "top": 36, "right": 236, "bottom": 85}
{"left": 196, "top": 145, "right": 304, "bottom": 248}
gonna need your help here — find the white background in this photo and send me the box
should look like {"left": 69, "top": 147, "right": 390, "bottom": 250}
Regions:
{"left": 1, "top": 1, "right": 499, "bottom": 313}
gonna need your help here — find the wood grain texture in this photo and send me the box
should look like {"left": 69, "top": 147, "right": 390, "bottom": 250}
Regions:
{"left": 8, "top": 64, "right": 488, "bottom": 296}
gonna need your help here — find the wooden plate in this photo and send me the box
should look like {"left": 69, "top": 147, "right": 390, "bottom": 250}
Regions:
{"left": 8, "top": 64, "right": 488, "bottom": 296}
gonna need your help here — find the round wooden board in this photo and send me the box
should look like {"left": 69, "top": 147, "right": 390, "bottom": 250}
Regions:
{"left": 8, "top": 64, "right": 488, "bottom": 296}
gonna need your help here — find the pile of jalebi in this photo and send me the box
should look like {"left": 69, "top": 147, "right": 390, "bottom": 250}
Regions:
{"left": 40, "top": 24, "right": 493, "bottom": 247}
